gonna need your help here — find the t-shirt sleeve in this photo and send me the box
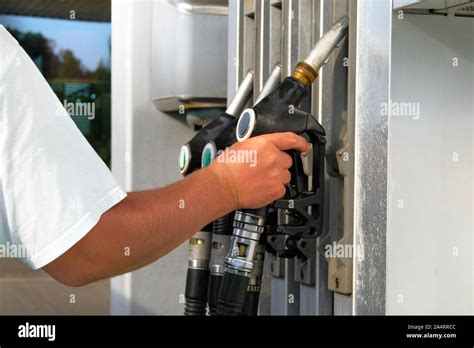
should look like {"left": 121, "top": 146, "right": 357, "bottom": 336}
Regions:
{"left": 0, "top": 26, "right": 127, "bottom": 269}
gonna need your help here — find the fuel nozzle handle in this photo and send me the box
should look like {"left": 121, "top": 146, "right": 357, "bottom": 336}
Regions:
{"left": 179, "top": 70, "right": 254, "bottom": 175}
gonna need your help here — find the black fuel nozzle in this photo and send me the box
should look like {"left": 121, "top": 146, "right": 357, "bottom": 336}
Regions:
{"left": 216, "top": 16, "right": 348, "bottom": 315}
{"left": 216, "top": 77, "right": 322, "bottom": 315}
{"left": 179, "top": 70, "right": 254, "bottom": 176}
{"left": 182, "top": 71, "right": 254, "bottom": 316}
{"left": 184, "top": 223, "right": 213, "bottom": 316}
{"left": 206, "top": 213, "right": 234, "bottom": 315}
{"left": 204, "top": 64, "right": 282, "bottom": 315}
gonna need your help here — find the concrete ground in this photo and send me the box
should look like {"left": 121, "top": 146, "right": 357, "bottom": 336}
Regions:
{"left": 0, "top": 259, "right": 109, "bottom": 315}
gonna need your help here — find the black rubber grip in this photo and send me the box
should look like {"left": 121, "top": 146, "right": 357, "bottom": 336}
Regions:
{"left": 216, "top": 272, "right": 249, "bottom": 316}
{"left": 211, "top": 119, "right": 239, "bottom": 152}
{"left": 184, "top": 268, "right": 210, "bottom": 316}
{"left": 184, "top": 112, "right": 234, "bottom": 175}
{"left": 242, "top": 289, "right": 260, "bottom": 316}
{"left": 207, "top": 273, "right": 223, "bottom": 316}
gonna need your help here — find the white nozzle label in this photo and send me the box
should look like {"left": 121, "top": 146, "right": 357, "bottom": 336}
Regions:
{"left": 236, "top": 108, "right": 256, "bottom": 142}
{"left": 179, "top": 144, "right": 191, "bottom": 174}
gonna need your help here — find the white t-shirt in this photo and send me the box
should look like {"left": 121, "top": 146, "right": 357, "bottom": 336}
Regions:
{"left": 0, "top": 26, "right": 127, "bottom": 269}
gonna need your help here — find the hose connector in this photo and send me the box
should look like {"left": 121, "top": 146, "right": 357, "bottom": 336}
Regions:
{"left": 224, "top": 210, "right": 266, "bottom": 276}
{"left": 292, "top": 61, "right": 319, "bottom": 87}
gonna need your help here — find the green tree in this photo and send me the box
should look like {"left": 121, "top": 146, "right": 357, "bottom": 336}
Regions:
{"left": 57, "top": 49, "right": 85, "bottom": 78}
{"left": 6, "top": 27, "right": 59, "bottom": 78}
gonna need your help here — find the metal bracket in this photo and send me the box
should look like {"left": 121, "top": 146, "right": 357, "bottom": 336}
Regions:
{"left": 273, "top": 189, "right": 323, "bottom": 238}
{"left": 267, "top": 250, "right": 285, "bottom": 278}
{"left": 327, "top": 116, "right": 353, "bottom": 295}
{"left": 267, "top": 232, "right": 317, "bottom": 286}
{"left": 294, "top": 237, "right": 316, "bottom": 286}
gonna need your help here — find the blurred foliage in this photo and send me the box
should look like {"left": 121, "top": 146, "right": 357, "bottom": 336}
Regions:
{"left": 7, "top": 26, "right": 111, "bottom": 166}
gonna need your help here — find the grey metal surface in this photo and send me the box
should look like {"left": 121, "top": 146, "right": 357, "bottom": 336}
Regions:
{"left": 301, "top": 0, "right": 351, "bottom": 316}
{"left": 351, "top": 0, "right": 392, "bottom": 315}
{"left": 228, "top": 0, "right": 246, "bottom": 100}
{"left": 226, "top": 70, "right": 255, "bottom": 116}
{"left": 270, "top": 250, "right": 299, "bottom": 314}
{"left": 151, "top": 0, "right": 228, "bottom": 112}
{"left": 170, "top": 0, "right": 229, "bottom": 15}
{"left": 397, "top": 0, "right": 474, "bottom": 17}
{"left": 303, "top": 15, "right": 348, "bottom": 74}
{"left": 387, "top": 14, "right": 473, "bottom": 314}
{"left": 281, "top": 0, "right": 313, "bottom": 76}
{"left": 254, "top": 0, "right": 282, "bottom": 100}
{"left": 329, "top": 0, "right": 357, "bottom": 315}
{"left": 393, "top": 0, "right": 421, "bottom": 9}
{"left": 268, "top": 0, "right": 314, "bottom": 316}
{"left": 254, "top": 0, "right": 270, "bottom": 97}
{"left": 187, "top": 231, "right": 212, "bottom": 269}
{"left": 243, "top": 0, "right": 256, "bottom": 86}
{"left": 394, "top": 0, "right": 471, "bottom": 11}
{"left": 252, "top": 0, "right": 283, "bottom": 316}
{"left": 111, "top": 0, "right": 195, "bottom": 315}
{"left": 209, "top": 234, "right": 230, "bottom": 274}
{"left": 228, "top": 0, "right": 256, "bottom": 101}
{"left": 254, "top": 63, "right": 282, "bottom": 105}
{"left": 334, "top": 292, "right": 352, "bottom": 315}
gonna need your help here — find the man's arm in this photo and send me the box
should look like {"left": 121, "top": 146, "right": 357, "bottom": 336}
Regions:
{"left": 43, "top": 132, "right": 309, "bottom": 286}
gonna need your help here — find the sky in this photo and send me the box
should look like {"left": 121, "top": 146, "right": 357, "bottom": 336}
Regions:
{"left": 0, "top": 15, "right": 111, "bottom": 70}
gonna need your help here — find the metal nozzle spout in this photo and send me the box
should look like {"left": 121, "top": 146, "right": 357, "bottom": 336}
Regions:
{"left": 292, "top": 16, "right": 348, "bottom": 86}
{"left": 254, "top": 63, "right": 282, "bottom": 105}
{"left": 225, "top": 70, "right": 255, "bottom": 117}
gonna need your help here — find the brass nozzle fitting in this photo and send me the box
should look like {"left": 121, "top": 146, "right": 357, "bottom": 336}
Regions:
{"left": 291, "top": 61, "right": 318, "bottom": 87}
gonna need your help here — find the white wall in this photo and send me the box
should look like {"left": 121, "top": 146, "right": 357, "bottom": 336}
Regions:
{"left": 111, "top": 0, "right": 195, "bottom": 314}
{"left": 387, "top": 15, "right": 473, "bottom": 314}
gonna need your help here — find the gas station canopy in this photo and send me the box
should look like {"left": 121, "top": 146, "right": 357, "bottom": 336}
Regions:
{"left": 0, "top": 0, "right": 111, "bottom": 22}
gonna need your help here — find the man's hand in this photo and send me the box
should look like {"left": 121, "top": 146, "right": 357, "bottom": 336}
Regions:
{"left": 44, "top": 132, "right": 308, "bottom": 286}
{"left": 209, "top": 132, "right": 310, "bottom": 209}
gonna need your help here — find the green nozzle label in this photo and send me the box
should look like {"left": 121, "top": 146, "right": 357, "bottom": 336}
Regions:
{"left": 202, "top": 143, "right": 215, "bottom": 168}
